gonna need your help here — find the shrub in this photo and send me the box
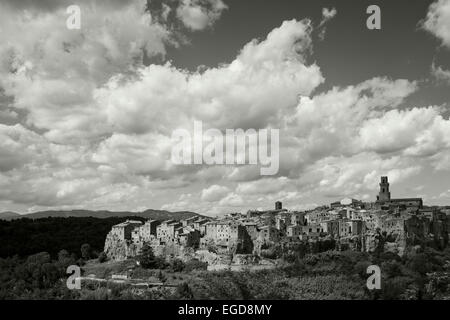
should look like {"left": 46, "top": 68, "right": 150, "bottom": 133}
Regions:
{"left": 184, "top": 258, "right": 208, "bottom": 272}
{"left": 171, "top": 259, "right": 185, "bottom": 272}
{"left": 175, "top": 282, "right": 194, "bottom": 299}
{"left": 81, "top": 243, "right": 92, "bottom": 260}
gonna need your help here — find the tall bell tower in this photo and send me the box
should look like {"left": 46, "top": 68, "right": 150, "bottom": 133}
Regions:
{"left": 377, "top": 176, "right": 391, "bottom": 202}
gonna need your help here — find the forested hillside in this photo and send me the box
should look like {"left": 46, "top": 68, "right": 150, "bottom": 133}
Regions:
{"left": 0, "top": 217, "right": 146, "bottom": 258}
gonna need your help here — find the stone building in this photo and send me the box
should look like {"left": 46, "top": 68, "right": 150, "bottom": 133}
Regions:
{"left": 275, "top": 201, "right": 282, "bottom": 210}
{"left": 257, "top": 225, "right": 280, "bottom": 243}
{"left": 320, "top": 220, "right": 340, "bottom": 238}
{"left": 177, "top": 227, "right": 201, "bottom": 248}
{"left": 286, "top": 225, "right": 302, "bottom": 238}
{"left": 376, "top": 176, "right": 423, "bottom": 210}
{"left": 182, "top": 216, "right": 198, "bottom": 227}
{"left": 360, "top": 211, "right": 383, "bottom": 231}
{"left": 132, "top": 220, "right": 160, "bottom": 243}
{"left": 275, "top": 214, "right": 289, "bottom": 232}
{"left": 338, "top": 219, "right": 363, "bottom": 238}
{"left": 290, "top": 211, "right": 306, "bottom": 226}
{"left": 109, "top": 220, "right": 143, "bottom": 241}
{"left": 201, "top": 220, "right": 253, "bottom": 253}
{"left": 301, "top": 224, "right": 322, "bottom": 239}
{"left": 157, "top": 220, "right": 182, "bottom": 245}
{"left": 381, "top": 216, "right": 405, "bottom": 235}
{"left": 192, "top": 218, "right": 209, "bottom": 235}
{"left": 242, "top": 222, "right": 259, "bottom": 241}
{"left": 377, "top": 176, "right": 391, "bottom": 202}
{"left": 104, "top": 220, "right": 143, "bottom": 261}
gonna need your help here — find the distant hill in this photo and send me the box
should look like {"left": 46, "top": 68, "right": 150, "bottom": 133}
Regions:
{"left": 0, "top": 211, "right": 21, "bottom": 220}
{"left": 2, "top": 209, "right": 204, "bottom": 221}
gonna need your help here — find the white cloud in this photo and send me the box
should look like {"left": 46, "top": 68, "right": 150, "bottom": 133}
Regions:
{"left": 422, "top": 0, "right": 450, "bottom": 49}
{"left": 201, "top": 184, "right": 230, "bottom": 202}
{"left": 218, "top": 192, "right": 243, "bottom": 207}
{"left": 96, "top": 19, "right": 323, "bottom": 135}
{"left": 320, "top": 7, "right": 337, "bottom": 24}
{"left": 0, "top": 0, "right": 227, "bottom": 211}
{"left": 236, "top": 177, "right": 290, "bottom": 195}
{"left": 431, "top": 62, "right": 450, "bottom": 84}
{"left": 359, "top": 107, "right": 450, "bottom": 156}
{"left": 1, "top": 4, "right": 450, "bottom": 213}
{"left": 437, "top": 189, "right": 450, "bottom": 199}
{"left": 283, "top": 77, "right": 418, "bottom": 170}
{"left": 92, "top": 133, "right": 173, "bottom": 175}
{"left": 301, "top": 153, "right": 422, "bottom": 198}
{"left": 0, "top": 0, "right": 172, "bottom": 143}
{"left": 176, "top": 0, "right": 228, "bottom": 31}
{"left": 318, "top": 7, "right": 337, "bottom": 40}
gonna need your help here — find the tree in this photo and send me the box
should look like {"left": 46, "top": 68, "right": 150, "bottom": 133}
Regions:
{"left": 184, "top": 258, "right": 208, "bottom": 272}
{"left": 175, "top": 282, "right": 194, "bottom": 299}
{"left": 157, "top": 270, "right": 167, "bottom": 283}
{"left": 58, "top": 249, "right": 70, "bottom": 262}
{"left": 171, "top": 259, "right": 185, "bottom": 272}
{"left": 81, "top": 243, "right": 92, "bottom": 260}
{"left": 139, "top": 244, "right": 156, "bottom": 269}
{"left": 56, "top": 249, "right": 75, "bottom": 268}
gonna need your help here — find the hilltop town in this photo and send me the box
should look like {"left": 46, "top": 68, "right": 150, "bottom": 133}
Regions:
{"left": 104, "top": 177, "right": 450, "bottom": 268}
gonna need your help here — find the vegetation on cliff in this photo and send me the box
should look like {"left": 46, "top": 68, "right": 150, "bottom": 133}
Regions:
{"left": 1, "top": 246, "right": 449, "bottom": 300}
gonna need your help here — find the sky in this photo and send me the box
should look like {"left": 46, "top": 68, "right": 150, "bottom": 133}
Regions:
{"left": 0, "top": 0, "right": 450, "bottom": 216}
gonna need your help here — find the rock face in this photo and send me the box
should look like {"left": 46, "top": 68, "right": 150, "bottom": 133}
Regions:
{"left": 232, "top": 254, "right": 260, "bottom": 265}
{"left": 364, "top": 232, "right": 380, "bottom": 253}
{"left": 104, "top": 232, "right": 138, "bottom": 261}
{"left": 194, "top": 249, "right": 230, "bottom": 265}
{"left": 363, "top": 230, "right": 407, "bottom": 256}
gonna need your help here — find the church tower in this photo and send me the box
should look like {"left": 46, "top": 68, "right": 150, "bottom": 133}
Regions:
{"left": 377, "top": 176, "right": 391, "bottom": 202}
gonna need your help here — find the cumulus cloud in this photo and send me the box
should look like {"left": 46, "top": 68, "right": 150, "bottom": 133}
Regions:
{"left": 0, "top": 0, "right": 173, "bottom": 143}
{"left": 283, "top": 77, "right": 418, "bottom": 170}
{"left": 422, "top": 0, "right": 450, "bottom": 49}
{"left": 201, "top": 184, "right": 230, "bottom": 202}
{"left": 176, "top": 0, "right": 228, "bottom": 31}
{"left": 0, "top": 0, "right": 227, "bottom": 211}
{"left": 359, "top": 107, "right": 450, "bottom": 156}
{"left": 236, "top": 177, "right": 290, "bottom": 195}
{"left": 218, "top": 192, "right": 243, "bottom": 207}
{"left": 1, "top": 3, "right": 450, "bottom": 214}
{"left": 431, "top": 62, "right": 450, "bottom": 84}
{"left": 95, "top": 19, "right": 322, "bottom": 135}
{"left": 301, "top": 153, "right": 422, "bottom": 198}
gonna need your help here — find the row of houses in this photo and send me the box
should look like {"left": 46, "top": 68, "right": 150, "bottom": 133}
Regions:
{"left": 104, "top": 176, "right": 450, "bottom": 261}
